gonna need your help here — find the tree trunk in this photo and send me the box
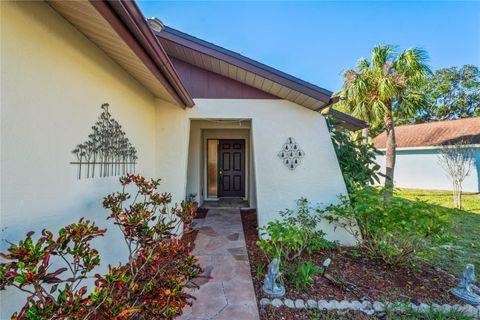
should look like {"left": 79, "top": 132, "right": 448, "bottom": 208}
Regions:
{"left": 362, "top": 127, "right": 369, "bottom": 144}
{"left": 383, "top": 110, "right": 396, "bottom": 201}
{"left": 452, "top": 181, "right": 457, "bottom": 208}
{"left": 458, "top": 184, "right": 462, "bottom": 208}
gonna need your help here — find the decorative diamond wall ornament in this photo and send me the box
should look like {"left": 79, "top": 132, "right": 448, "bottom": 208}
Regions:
{"left": 278, "top": 137, "right": 305, "bottom": 170}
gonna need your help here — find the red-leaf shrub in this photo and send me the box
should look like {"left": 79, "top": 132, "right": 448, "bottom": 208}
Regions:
{"left": 0, "top": 174, "right": 201, "bottom": 319}
{"left": 0, "top": 219, "right": 106, "bottom": 319}
{"left": 95, "top": 174, "right": 201, "bottom": 319}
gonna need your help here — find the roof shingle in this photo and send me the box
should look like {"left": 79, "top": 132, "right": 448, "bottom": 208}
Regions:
{"left": 372, "top": 117, "right": 480, "bottom": 149}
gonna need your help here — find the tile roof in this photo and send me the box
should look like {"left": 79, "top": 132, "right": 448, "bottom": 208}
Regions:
{"left": 373, "top": 117, "right": 480, "bottom": 149}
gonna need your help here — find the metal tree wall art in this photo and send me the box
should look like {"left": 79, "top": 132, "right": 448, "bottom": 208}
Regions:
{"left": 71, "top": 103, "right": 138, "bottom": 179}
{"left": 278, "top": 137, "right": 305, "bottom": 170}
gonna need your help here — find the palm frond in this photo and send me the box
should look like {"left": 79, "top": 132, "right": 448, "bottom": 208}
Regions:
{"left": 342, "top": 69, "right": 360, "bottom": 87}
{"left": 378, "top": 76, "right": 396, "bottom": 101}
{"left": 395, "top": 89, "right": 427, "bottom": 119}
{"left": 371, "top": 44, "right": 394, "bottom": 71}
{"left": 395, "top": 48, "right": 431, "bottom": 81}
{"left": 338, "top": 44, "right": 430, "bottom": 129}
{"left": 357, "top": 58, "right": 370, "bottom": 72}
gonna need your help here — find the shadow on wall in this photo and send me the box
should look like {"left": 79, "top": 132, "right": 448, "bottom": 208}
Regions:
{"left": 442, "top": 134, "right": 480, "bottom": 146}
{"left": 474, "top": 149, "right": 480, "bottom": 192}
{"left": 0, "top": 178, "right": 133, "bottom": 318}
{"left": 441, "top": 135, "right": 480, "bottom": 192}
{"left": 0, "top": 177, "right": 141, "bottom": 260}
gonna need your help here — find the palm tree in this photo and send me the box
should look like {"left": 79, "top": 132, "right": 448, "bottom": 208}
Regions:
{"left": 336, "top": 44, "right": 430, "bottom": 200}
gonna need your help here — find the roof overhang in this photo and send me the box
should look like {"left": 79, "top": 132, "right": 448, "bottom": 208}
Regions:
{"left": 326, "top": 108, "right": 369, "bottom": 131}
{"left": 47, "top": 0, "right": 193, "bottom": 108}
{"left": 154, "top": 26, "right": 332, "bottom": 111}
{"left": 373, "top": 117, "right": 480, "bottom": 148}
{"left": 376, "top": 144, "right": 480, "bottom": 152}
{"left": 45, "top": 0, "right": 367, "bottom": 131}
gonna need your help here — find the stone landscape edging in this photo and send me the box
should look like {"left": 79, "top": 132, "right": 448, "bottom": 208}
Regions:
{"left": 258, "top": 297, "right": 480, "bottom": 318}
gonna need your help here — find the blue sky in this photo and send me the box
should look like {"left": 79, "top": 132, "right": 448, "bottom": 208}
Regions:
{"left": 138, "top": 1, "right": 480, "bottom": 92}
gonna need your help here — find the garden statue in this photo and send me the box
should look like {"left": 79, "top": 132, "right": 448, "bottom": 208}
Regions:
{"left": 262, "top": 258, "right": 285, "bottom": 297}
{"left": 452, "top": 264, "right": 480, "bottom": 305}
{"left": 322, "top": 258, "right": 332, "bottom": 276}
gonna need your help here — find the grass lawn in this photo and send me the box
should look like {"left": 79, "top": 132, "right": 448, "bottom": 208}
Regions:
{"left": 394, "top": 188, "right": 480, "bottom": 276}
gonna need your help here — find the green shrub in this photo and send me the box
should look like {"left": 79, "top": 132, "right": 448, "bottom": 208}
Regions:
{"left": 257, "top": 199, "right": 335, "bottom": 289}
{"left": 292, "top": 259, "right": 321, "bottom": 290}
{"left": 323, "top": 187, "right": 452, "bottom": 266}
{"left": 330, "top": 128, "right": 381, "bottom": 194}
{"left": 257, "top": 220, "right": 308, "bottom": 269}
{"left": 257, "top": 199, "right": 337, "bottom": 268}
{"left": 280, "top": 198, "right": 338, "bottom": 253}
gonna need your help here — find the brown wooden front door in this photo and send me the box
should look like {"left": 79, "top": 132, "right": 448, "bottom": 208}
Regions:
{"left": 218, "top": 139, "right": 245, "bottom": 197}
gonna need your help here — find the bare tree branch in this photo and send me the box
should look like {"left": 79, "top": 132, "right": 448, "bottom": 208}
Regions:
{"left": 437, "top": 140, "right": 474, "bottom": 208}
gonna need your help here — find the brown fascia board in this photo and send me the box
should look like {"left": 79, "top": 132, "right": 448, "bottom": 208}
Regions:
{"left": 89, "top": 1, "right": 194, "bottom": 108}
{"left": 155, "top": 26, "right": 332, "bottom": 105}
{"left": 328, "top": 109, "right": 369, "bottom": 130}
{"left": 316, "top": 95, "right": 339, "bottom": 111}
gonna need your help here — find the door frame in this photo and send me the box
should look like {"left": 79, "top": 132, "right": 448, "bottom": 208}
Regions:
{"left": 217, "top": 139, "right": 246, "bottom": 198}
{"left": 202, "top": 130, "right": 249, "bottom": 201}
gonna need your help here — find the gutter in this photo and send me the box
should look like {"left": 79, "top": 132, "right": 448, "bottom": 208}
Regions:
{"left": 315, "top": 96, "right": 339, "bottom": 111}
{"left": 90, "top": 0, "right": 194, "bottom": 108}
{"left": 325, "top": 108, "right": 369, "bottom": 130}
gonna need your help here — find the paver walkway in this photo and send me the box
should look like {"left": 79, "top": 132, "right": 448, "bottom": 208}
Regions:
{"left": 179, "top": 202, "right": 260, "bottom": 320}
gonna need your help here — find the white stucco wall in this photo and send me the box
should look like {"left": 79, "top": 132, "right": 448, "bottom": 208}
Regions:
{"left": 186, "top": 99, "right": 356, "bottom": 245}
{"left": 154, "top": 100, "right": 191, "bottom": 204}
{"left": 375, "top": 148, "right": 480, "bottom": 192}
{"left": 1, "top": 3, "right": 356, "bottom": 317}
{"left": 0, "top": 2, "right": 182, "bottom": 317}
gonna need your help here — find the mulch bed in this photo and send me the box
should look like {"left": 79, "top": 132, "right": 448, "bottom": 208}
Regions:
{"left": 182, "top": 229, "right": 199, "bottom": 252}
{"left": 195, "top": 207, "right": 208, "bottom": 219}
{"left": 182, "top": 207, "right": 207, "bottom": 251}
{"left": 240, "top": 211, "right": 463, "bottom": 319}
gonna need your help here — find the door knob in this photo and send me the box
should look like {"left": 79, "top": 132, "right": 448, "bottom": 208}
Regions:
{"left": 219, "top": 171, "right": 223, "bottom": 175}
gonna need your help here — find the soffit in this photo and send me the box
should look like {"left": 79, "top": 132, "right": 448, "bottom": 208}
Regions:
{"left": 158, "top": 35, "right": 329, "bottom": 110}
{"left": 48, "top": 0, "right": 178, "bottom": 104}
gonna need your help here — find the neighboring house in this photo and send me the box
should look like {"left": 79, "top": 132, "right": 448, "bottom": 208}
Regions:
{"left": 373, "top": 118, "right": 480, "bottom": 192}
{"left": 1, "top": 0, "right": 366, "bottom": 315}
